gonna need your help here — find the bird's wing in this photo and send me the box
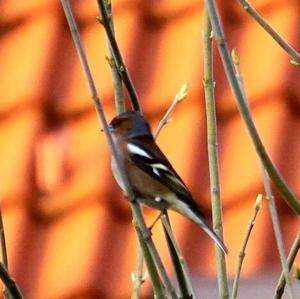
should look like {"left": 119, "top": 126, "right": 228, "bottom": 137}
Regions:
{"left": 126, "top": 139, "right": 193, "bottom": 200}
{"left": 125, "top": 139, "right": 227, "bottom": 253}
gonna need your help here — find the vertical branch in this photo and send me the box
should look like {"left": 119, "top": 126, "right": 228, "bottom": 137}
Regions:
{"left": 230, "top": 195, "right": 262, "bottom": 299}
{"left": 107, "top": 55, "right": 125, "bottom": 114}
{"left": 237, "top": 0, "right": 300, "bottom": 65}
{"left": 232, "top": 48, "right": 295, "bottom": 299}
{"left": 131, "top": 245, "right": 145, "bottom": 299}
{"left": 261, "top": 169, "right": 296, "bottom": 299}
{"left": 97, "top": 0, "right": 141, "bottom": 112}
{"left": 60, "top": 1, "right": 177, "bottom": 298}
{"left": 153, "top": 83, "right": 195, "bottom": 298}
{"left": 161, "top": 213, "right": 198, "bottom": 299}
{"left": 0, "top": 210, "right": 9, "bottom": 299}
{"left": 0, "top": 264, "right": 23, "bottom": 299}
{"left": 96, "top": 1, "right": 125, "bottom": 114}
{"left": 204, "top": 0, "right": 300, "bottom": 216}
{"left": 133, "top": 226, "right": 166, "bottom": 299}
{"left": 203, "top": 9, "right": 229, "bottom": 299}
{"left": 274, "top": 234, "right": 300, "bottom": 299}
{"left": 0, "top": 214, "right": 8, "bottom": 270}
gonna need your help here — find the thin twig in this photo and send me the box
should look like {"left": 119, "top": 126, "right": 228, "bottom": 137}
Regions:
{"left": 261, "top": 169, "right": 296, "bottom": 299}
{"left": 100, "top": 3, "right": 140, "bottom": 296}
{"left": 203, "top": 9, "right": 229, "bottom": 299}
{"left": 153, "top": 85, "right": 195, "bottom": 297}
{"left": 232, "top": 47, "right": 295, "bottom": 299}
{"left": 154, "top": 82, "right": 189, "bottom": 139}
{"left": 60, "top": 2, "right": 177, "bottom": 298}
{"left": 0, "top": 209, "right": 10, "bottom": 299}
{"left": 96, "top": 1, "right": 125, "bottom": 114}
{"left": 0, "top": 216, "right": 8, "bottom": 273}
{"left": 97, "top": 0, "right": 141, "bottom": 112}
{"left": 237, "top": 0, "right": 300, "bottom": 65}
{"left": 0, "top": 263, "right": 23, "bottom": 299}
{"left": 230, "top": 194, "right": 263, "bottom": 299}
{"left": 105, "top": 56, "right": 125, "bottom": 114}
{"left": 131, "top": 245, "right": 146, "bottom": 299}
{"left": 273, "top": 234, "right": 300, "bottom": 299}
{"left": 295, "top": 266, "right": 300, "bottom": 281}
{"left": 138, "top": 228, "right": 178, "bottom": 298}
{"left": 133, "top": 83, "right": 187, "bottom": 294}
{"left": 133, "top": 226, "right": 166, "bottom": 299}
{"left": 161, "top": 213, "right": 198, "bottom": 299}
{"left": 204, "top": 0, "right": 300, "bottom": 216}
{"left": 231, "top": 48, "right": 246, "bottom": 98}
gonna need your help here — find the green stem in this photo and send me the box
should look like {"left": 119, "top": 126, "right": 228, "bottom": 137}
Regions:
{"left": 261, "top": 169, "right": 295, "bottom": 299}
{"left": 237, "top": 0, "right": 300, "bottom": 65}
{"left": 153, "top": 86, "right": 191, "bottom": 297}
{"left": 0, "top": 209, "right": 10, "bottom": 299}
{"left": 131, "top": 207, "right": 177, "bottom": 299}
{"left": 154, "top": 99, "right": 179, "bottom": 140}
{"left": 273, "top": 234, "right": 300, "bottom": 299}
{"left": 205, "top": 0, "right": 300, "bottom": 216}
{"left": 0, "top": 215, "right": 8, "bottom": 272}
{"left": 131, "top": 245, "right": 145, "bottom": 299}
{"left": 230, "top": 195, "right": 262, "bottom": 299}
{"left": 134, "top": 226, "right": 166, "bottom": 299}
{"left": 203, "top": 9, "right": 229, "bottom": 299}
{"left": 0, "top": 263, "right": 23, "bottom": 299}
{"left": 60, "top": 1, "right": 176, "bottom": 298}
{"left": 97, "top": 0, "right": 141, "bottom": 112}
{"left": 154, "top": 82, "right": 188, "bottom": 139}
{"left": 96, "top": 1, "right": 125, "bottom": 114}
{"left": 232, "top": 47, "right": 295, "bottom": 299}
{"left": 161, "top": 213, "right": 197, "bottom": 299}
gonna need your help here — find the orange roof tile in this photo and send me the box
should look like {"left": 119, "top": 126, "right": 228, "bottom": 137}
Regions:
{"left": 0, "top": 1, "right": 299, "bottom": 298}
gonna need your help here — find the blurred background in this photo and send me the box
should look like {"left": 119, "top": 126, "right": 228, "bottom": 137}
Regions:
{"left": 0, "top": 0, "right": 300, "bottom": 298}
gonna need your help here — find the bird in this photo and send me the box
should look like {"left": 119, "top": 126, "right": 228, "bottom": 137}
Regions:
{"left": 109, "top": 111, "right": 227, "bottom": 253}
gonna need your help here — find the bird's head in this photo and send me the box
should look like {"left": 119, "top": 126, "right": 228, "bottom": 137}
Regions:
{"left": 109, "top": 111, "right": 152, "bottom": 139}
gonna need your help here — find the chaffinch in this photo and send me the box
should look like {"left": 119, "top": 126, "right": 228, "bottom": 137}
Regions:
{"left": 109, "top": 111, "right": 227, "bottom": 253}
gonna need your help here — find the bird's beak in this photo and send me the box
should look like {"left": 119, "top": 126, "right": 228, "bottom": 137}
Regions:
{"left": 100, "top": 125, "right": 114, "bottom": 133}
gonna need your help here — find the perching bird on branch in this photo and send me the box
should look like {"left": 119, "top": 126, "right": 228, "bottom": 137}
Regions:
{"left": 109, "top": 111, "right": 227, "bottom": 253}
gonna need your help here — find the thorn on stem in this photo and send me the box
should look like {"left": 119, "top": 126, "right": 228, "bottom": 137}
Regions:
{"left": 96, "top": 15, "right": 104, "bottom": 25}
{"left": 105, "top": 56, "right": 116, "bottom": 68}
{"left": 119, "top": 65, "right": 125, "bottom": 72}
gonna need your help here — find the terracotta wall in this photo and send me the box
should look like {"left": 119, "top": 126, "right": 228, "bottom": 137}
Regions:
{"left": 0, "top": 1, "right": 299, "bottom": 298}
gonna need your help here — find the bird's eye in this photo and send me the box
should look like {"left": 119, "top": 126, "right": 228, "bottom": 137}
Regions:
{"left": 110, "top": 118, "right": 123, "bottom": 128}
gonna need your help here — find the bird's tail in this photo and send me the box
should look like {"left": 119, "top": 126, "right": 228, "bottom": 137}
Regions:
{"left": 200, "top": 221, "right": 228, "bottom": 254}
{"left": 173, "top": 200, "right": 228, "bottom": 253}
{"left": 189, "top": 206, "right": 228, "bottom": 254}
